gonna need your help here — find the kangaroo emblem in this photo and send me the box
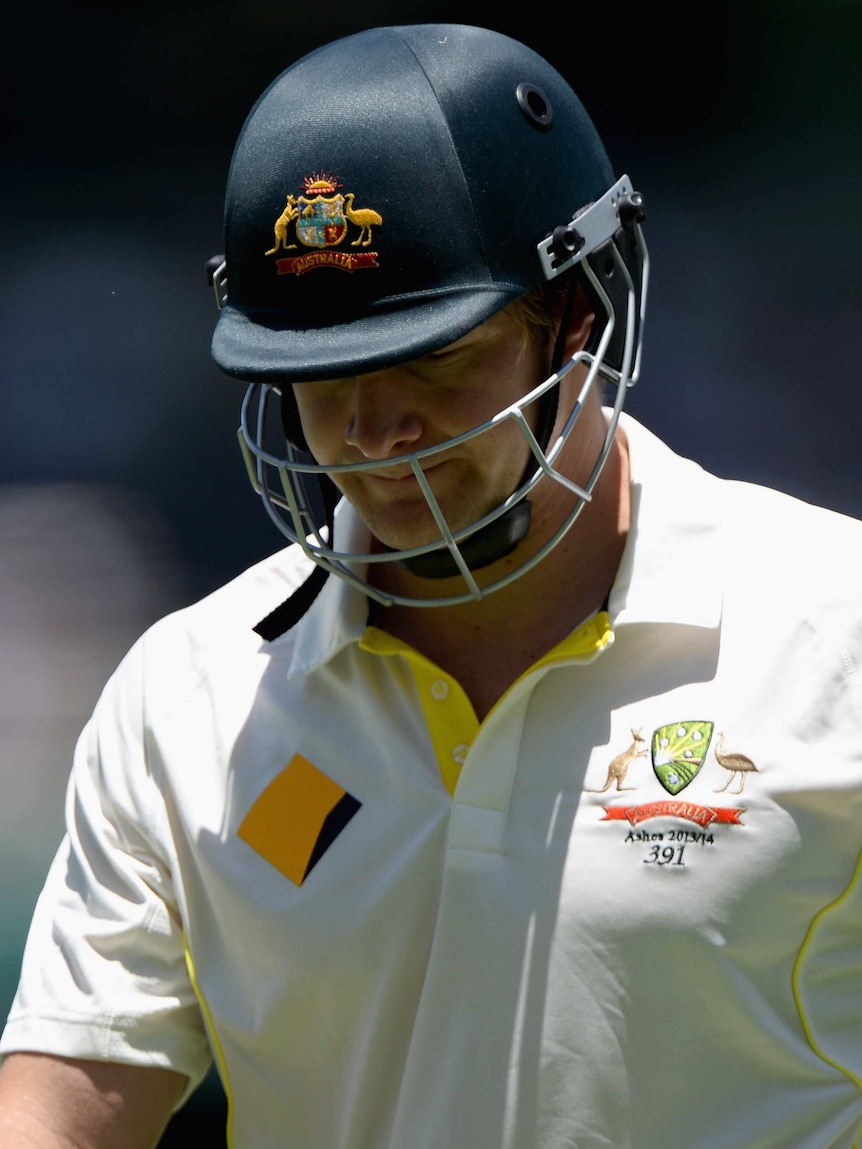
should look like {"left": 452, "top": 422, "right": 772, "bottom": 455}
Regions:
{"left": 265, "top": 194, "right": 299, "bottom": 254}
{"left": 586, "top": 729, "right": 647, "bottom": 793}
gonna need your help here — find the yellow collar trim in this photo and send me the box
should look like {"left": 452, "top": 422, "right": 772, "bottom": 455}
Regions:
{"left": 359, "top": 612, "right": 613, "bottom": 796}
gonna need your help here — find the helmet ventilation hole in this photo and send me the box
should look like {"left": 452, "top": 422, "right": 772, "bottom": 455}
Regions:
{"left": 516, "top": 82, "right": 553, "bottom": 129}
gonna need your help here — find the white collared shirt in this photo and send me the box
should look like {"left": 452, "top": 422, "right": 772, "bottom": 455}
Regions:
{"left": 4, "top": 415, "right": 862, "bottom": 1148}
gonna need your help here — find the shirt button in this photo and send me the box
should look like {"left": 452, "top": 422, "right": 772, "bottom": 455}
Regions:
{"left": 430, "top": 679, "right": 449, "bottom": 701}
{"left": 453, "top": 744, "right": 469, "bottom": 765}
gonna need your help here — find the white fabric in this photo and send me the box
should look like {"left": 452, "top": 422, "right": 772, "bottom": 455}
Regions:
{"left": 4, "top": 414, "right": 862, "bottom": 1148}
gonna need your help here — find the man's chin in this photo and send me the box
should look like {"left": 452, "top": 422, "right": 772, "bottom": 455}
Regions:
{"left": 353, "top": 492, "right": 492, "bottom": 560}
{"left": 369, "top": 526, "right": 448, "bottom": 557}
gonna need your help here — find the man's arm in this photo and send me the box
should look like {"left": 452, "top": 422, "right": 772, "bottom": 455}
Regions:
{"left": 0, "top": 1052, "right": 187, "bottom": 1149}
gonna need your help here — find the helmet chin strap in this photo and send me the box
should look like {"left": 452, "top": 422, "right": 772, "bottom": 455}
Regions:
{"left": 397, "top": 500, "right": 533, "bottom": 578}
{"left": 398, "top": 285, "right": 576, "bottom": 580}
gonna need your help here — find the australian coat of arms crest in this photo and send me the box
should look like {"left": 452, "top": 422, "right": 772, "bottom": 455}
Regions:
{"left": 264, "top": 173, "right": 382, "bottom": 276}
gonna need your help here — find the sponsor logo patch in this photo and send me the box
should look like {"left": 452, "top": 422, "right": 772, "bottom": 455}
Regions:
{"left": 239, "top": 753, "right": 361, "bottom": 885}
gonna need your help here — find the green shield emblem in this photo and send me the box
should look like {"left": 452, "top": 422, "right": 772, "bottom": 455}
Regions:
{"left": 651, "top": 721, "right": 714, "bottom": 795}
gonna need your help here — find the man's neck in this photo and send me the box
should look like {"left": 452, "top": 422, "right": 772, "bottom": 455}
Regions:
{"left": 368, "top": 428, "right": 630, "bottom": 720}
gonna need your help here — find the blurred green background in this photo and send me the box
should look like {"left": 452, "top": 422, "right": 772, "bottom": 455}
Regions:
{"left": 3, "top": 1, "right": 861, "bottom": 1142}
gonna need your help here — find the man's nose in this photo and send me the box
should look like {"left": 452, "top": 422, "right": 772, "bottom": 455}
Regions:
{"left": 344, "top": 372, "right": 423, "bottom": 459}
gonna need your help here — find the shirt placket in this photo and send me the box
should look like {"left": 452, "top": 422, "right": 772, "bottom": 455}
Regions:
{"left": 359, "top": 627, "right": 478, "bottom": 796}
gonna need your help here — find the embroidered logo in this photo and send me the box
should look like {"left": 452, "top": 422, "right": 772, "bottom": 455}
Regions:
{"left": 264, "top": 173, "right": 383, "bottom": 276}
{"left": 713, "top": 731, "right": 759, "bottom": 793}
{"left": 651, "top": 720, "right": 714, "bottom": 795}
{"left": 601, "top": 802, "right": 744, "bottom": 827}
{"left": 238, "top": 753, "right": 361, "bottom": 886}
{"left": 590, "top": 721, "right": 757, "bottom": 866}
{"left": 585, "top": 727, "right": 648, "bottom": 793}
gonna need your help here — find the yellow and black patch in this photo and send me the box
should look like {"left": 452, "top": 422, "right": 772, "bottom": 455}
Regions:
{"left": 238, "top": 753, "right": 361, "bottom": 886}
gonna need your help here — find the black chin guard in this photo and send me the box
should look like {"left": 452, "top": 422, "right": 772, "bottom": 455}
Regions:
{"left": 397, "top": 500, "right": 533, "bottom": 579}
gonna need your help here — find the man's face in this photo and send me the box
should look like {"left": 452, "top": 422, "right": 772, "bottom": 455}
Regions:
{"left": 292, "top": 310, "right": 549, "bottom": 553}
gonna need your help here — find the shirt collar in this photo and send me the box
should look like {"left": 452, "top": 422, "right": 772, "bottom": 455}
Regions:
{"left": 287, "top": 500, "right": 373, "bottom": 679}
{"left": 609, "top": 413, "right": 723, "bottom": 629}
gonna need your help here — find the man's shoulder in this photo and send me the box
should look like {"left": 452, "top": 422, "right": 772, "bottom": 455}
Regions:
{"left": 628, "top": 414, "right": 862, "bottom": 551}
{"left": 625, "top": 414, "right": 862, "bottom": 619}
{"left": 143, "top": 543, "right": 317, "bottom": 660}
{"left": 713, "top": 470, "right": 862, "bottom": 561}
{"left": 719, "top": 476, "right": 862, "bottom": 609}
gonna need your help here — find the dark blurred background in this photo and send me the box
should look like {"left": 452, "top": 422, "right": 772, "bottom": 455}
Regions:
{"left": 2, "top": 1, "right": 860, "bottom": 1143}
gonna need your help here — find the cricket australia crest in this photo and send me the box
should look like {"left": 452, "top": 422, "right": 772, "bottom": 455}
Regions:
{"left": 651, "top": 721, "right": 714, "bottom": 795}
{"left": 264, "top": 173, "right": 382, "bottom": 276}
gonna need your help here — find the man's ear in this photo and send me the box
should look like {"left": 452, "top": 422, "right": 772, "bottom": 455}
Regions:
{"left": 561, "top": 283, "right": 595, "bottom": 359}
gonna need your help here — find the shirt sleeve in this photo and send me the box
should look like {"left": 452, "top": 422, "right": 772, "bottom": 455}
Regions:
{"left": 0, "top": 634, "right": 212, "bottom": 1093}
